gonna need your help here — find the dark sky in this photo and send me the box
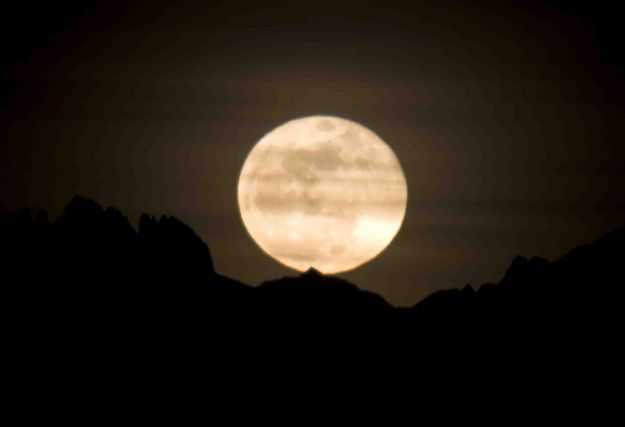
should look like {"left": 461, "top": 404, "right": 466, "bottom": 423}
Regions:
{"left": 2, "top": 0, "right": 624, "bottom": 306}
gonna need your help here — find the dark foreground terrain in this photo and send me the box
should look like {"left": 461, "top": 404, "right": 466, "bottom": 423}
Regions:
{"left": 1, "top": 196, "right": 623, "bottom": 410}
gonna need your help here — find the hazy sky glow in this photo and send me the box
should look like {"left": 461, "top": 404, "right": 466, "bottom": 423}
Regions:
{"left": 1, "top": 1, "right": 624, "bottom": 305}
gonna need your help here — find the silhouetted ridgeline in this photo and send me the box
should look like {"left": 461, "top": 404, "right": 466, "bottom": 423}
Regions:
{"left": 1, "top": 196, "right": 623, "bottom": 363}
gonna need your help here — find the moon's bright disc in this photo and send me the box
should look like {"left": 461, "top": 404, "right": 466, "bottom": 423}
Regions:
{"left": 237, "top": 116, "right": 407, "bottom": 274}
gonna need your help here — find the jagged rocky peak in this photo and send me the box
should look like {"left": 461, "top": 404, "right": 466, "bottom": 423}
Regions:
{"left": 138, "top": 213, "right": 158, "bottom": 231}
{"left": 138, "top": 213, "right": 206, "bottom": 247}
{"left": 301, "top": 267, "right": 324, "bottom": 278}
{"left": 61, "top": 195, "right": 104, "bottom": 220}
{"left": 462, "top": 284, "right": 475, "bottom": 294}
{"left": 54, "top": 195, "right": 135, "bottom": 240}
{"left": 500, "top": 255, "right": 550, "bottom": 285}
{"left": 137, "top": 212, "right": 214, "bottom": 273}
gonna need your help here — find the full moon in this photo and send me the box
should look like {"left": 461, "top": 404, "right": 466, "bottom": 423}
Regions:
{"left": 237, "top": 116, "right": 408, "bottom": 274}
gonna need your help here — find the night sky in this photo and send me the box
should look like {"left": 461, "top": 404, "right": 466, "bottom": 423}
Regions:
{"left": 2, "top": 0, "right": 624, "bottom": 306}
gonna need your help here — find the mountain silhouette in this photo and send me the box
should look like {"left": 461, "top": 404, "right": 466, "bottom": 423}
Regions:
{"left": 1, "top": 195, "right": 623, "bottom": 385}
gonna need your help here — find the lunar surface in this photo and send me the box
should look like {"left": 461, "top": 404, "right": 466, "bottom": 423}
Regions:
{"left": 237, "top": 115, "right": 408, "bottom": 274}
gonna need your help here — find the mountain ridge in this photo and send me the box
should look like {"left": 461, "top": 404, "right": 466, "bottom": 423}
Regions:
{"left": 2, "top": 195, "right": 623, "bottom": 303}
{"left": 2, "top": 193, "right": 623, "bottom": 405}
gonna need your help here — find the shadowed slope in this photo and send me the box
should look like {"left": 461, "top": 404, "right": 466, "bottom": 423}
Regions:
{"left": 1, "top": 196, "right": 623, "bottom": 350}
{"left": 2, "top": 195, "right": 624, "bottom": 412}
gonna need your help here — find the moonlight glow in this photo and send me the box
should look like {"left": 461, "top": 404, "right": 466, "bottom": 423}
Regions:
{"left": 237, "top": 116, "right": 408, "bottom": 274}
